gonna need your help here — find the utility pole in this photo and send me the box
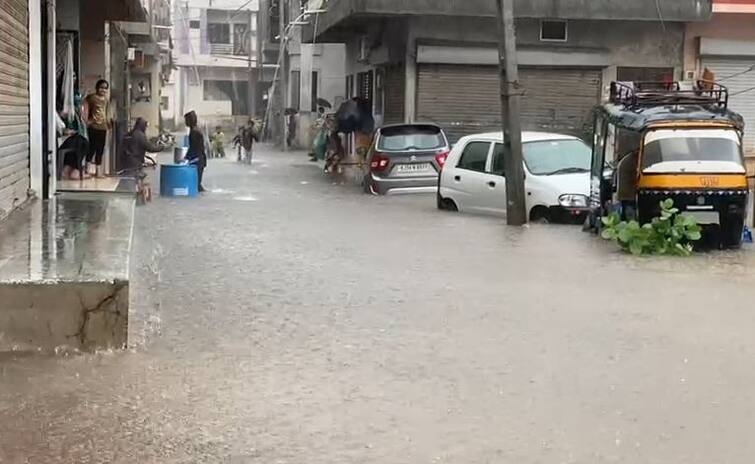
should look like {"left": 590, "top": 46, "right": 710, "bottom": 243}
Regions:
{"left": 279, "top": 0, "right": 288, "bottom": 150}
{"left": 248, "top": 10, "right": 256, "bottom": 118}
{"left": 495, "top": 0, "right": 527, "bottom": 226}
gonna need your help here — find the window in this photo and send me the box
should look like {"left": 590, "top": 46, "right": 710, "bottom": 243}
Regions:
{"left": 642, "top": 129, "right": 743, "bottom": 171}
{"left": 522, "top": 139, "right": 592, "bottom": 176}
{"left": 203, "top": 80, "right": 249, "bottom": 114}
{"left": 189, "top": 20, "right": 200, "bottom": 29}
{"left": 208, "top": 23, "right": 230, "bottom": 44}
{"left": 233, "top": 23, "right": 249, "bottom": 55}
{"left": 161, "top": 96, "right": 169, "bottom": 111}
{"left": 491, "top": 144, "right": 506, "bottom": 176}
{"left": 457, "top": 142, "right": 490, "bottom": 172}
{"left": 290, "top": 70, "right": 301, "bottom": 111}
{"left": 269, "top": 0, "right": 280, "bottom": 42}
{"left": 540, "top": 20, "right": 567, "bottom": 42}
{"left": 357, "top": 70, "right": 373, "bottom": 105}
{"left": 377, "top": 125, "right": 445, "bottom": 151}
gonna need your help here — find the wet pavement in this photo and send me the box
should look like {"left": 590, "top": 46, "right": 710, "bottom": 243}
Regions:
{"left": 3, "top": 146, "right": 755, "bottom": 462}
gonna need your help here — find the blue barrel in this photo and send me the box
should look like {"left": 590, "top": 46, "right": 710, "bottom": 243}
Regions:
{"left": 160, "top": 164, "right": 199, "bottom": 198}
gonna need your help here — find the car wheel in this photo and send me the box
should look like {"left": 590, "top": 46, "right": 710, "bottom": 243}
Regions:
{"left": 529, "top": 206, "right": 550, "bottom": 224}
{"left": 443, "top": 198, "right": 458, "bottom": 212}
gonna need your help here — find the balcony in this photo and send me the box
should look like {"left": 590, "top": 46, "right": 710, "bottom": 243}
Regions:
{"left": 305, "top": 0, "right": 713, "bottom": 42}
{"left": 210, "top": 43, "right": 249, "bottom": 56}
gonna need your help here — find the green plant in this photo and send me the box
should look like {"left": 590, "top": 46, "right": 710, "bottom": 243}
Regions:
{"left": 601, "top": 199, "right": 702, "bottom": 256}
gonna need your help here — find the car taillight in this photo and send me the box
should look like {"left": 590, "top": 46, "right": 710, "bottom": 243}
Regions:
{"left": 370, "top": 153, "right": 390, "bottom": 172}
{"left": 435, "top": 151, "right": 450, "bottom": 169}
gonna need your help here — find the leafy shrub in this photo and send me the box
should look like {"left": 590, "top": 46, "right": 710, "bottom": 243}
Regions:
{"left": 601, "top": 199, "right": 702, "bottom": 256}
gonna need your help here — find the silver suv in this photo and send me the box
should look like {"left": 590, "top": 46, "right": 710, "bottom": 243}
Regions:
{"left": 363, "top": 124, "right": 451, "bottom": 195}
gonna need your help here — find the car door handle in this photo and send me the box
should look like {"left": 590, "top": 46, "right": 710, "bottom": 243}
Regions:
{"left": 487, "top": 181, "right": 496, "bottom": 188}
{"left": 454, "top": 175, "right": 461, "bottom": 181}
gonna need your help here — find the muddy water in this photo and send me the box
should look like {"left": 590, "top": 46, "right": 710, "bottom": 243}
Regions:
{"left": 2, "top": 148, "right": 755, "bottom": 463}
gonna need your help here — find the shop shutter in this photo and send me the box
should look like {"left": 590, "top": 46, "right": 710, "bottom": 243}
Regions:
{"left": 0, "top": 0, "right": 30, "bottom": 218}
{"left": 701, "top": 58, "right": 755, "bottom": 156}
{"left": 417, "top": 64, "right": 601, "bottom": 142}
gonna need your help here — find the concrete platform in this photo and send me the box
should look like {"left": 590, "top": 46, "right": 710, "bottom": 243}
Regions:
{"left": 0, "top": 193, "right": 134, "bottom": 352}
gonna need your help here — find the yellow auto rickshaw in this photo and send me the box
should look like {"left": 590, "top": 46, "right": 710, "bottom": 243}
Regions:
{"left": 587, "top": 80, "right": 748, "bottom": 248}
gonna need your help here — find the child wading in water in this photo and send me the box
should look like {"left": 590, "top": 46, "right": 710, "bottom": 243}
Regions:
{"left": 211, "top": 126, "right": 225, "bottom": 158}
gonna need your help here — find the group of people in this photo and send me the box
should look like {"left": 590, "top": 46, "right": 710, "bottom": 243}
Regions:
{"left": 56, "top": 78, "right": 260, "bottom": 194}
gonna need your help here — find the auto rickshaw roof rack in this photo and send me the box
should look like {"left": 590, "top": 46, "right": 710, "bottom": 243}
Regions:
{"left": 609, "top": 80, "right": 729, "bottom": 109}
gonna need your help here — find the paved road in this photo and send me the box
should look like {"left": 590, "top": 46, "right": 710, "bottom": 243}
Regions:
{"left": 3, "top": 146, "right": 755, "bottom": 463}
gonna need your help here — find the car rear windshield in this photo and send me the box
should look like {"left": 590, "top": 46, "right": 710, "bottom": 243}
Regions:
{"left": 378, "top": 125, "right": 445, "bottom": 151}
{"left": 642, "top": 130, "right": 743, "bottom": 170}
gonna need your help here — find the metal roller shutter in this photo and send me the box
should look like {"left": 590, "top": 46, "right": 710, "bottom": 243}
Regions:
{"left": 701, "top": 58, "right": 755, "bottom": 156}
{"left": 417, "top": 64, "right": 601, "bottom": 142}
{"left": 0, "top": 0, "right": 30, "bottom": 218}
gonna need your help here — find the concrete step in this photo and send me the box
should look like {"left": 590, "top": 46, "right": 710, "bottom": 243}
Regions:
{"left": 0, "top": 193, "right": 134, "bottom": 352}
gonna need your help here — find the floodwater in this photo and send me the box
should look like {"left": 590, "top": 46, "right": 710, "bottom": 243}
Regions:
{"left": 2, "top": 147, "right": 755, "bottom": 463}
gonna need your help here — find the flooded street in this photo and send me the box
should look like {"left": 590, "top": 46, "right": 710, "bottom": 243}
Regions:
{"left": 3, "top": 147, "right": 755, "bottom": 463}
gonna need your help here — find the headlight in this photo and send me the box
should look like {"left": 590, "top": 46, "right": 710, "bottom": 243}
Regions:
{"left": 559, "top": 194, "right": 588, "bottom": 208}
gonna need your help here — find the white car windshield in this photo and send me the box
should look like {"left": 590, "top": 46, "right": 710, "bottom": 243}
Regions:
{"left": 642, "top": 129, "right": 743, "bottom": 171}
{"left": 523, "top": 139, "right": 592, "bottom": 176}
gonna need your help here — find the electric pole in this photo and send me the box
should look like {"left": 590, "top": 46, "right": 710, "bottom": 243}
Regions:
{"left": 248, "top": 10, "right": 256, "bottom": 118}
{"left": 279, "top": 0, "right": 288, "bottom": 150}
{"left": 495, "top": 0, "right": 527, "bottom": 226}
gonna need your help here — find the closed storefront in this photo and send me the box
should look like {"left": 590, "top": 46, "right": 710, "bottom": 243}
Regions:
{"left": 0, "top": 0, "right": 30, "bottom": 217}
{"left": 701, "top": 57, "right": 755, "bottom": 155}
{"left": 416, "top": 64, "right": 601, "bottom": 142}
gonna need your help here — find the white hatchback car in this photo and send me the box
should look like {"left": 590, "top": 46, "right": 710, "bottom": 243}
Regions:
{"left": 437, "top": 132, "right": 592, "bottom": 222}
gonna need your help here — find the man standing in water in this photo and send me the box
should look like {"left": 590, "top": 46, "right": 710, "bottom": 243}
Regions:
{"left": 184, "top": 111, "right": 207, "bottom": 192}
{"left": 83, "top": 79, "right": 111, "bottom": 177}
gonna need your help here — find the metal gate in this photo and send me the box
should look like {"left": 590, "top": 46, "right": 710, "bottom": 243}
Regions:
{"left": 701, "top": 58, "right": 755, "bottom": 155}
{"left": 0, "top": 0, "right": 30, "bottom": 218}
{"left": 417, "top": 64, "right": 602, "bottom": 142}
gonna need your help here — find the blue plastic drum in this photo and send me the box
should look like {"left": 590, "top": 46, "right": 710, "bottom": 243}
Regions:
{"left": 160, "top": 164, "right": 199, "bottom": 198}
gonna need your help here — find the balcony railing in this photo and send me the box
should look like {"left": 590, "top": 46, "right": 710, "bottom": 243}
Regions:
{"left": 210, "top": 43, "right": 249, "bottom": 56}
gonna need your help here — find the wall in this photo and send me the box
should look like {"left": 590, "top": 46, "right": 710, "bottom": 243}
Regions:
{"left": 130, "top": 55, "right": 162, "bottom": 137}
{"left": 684, "top": 14, "right": 755, "bottom": 72}
{"left": 289, "top": 43, "right": 346, "bottom": 147}
{"left": 56, "top": 0, "right": 80, "bottom": 30}
{"left": 79, "top": 0, "right": 108, "bottom": 94}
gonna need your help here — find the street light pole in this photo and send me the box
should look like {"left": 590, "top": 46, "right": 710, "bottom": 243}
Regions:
{"left": 495, "top": 0, "right": 527, "bottom": 226}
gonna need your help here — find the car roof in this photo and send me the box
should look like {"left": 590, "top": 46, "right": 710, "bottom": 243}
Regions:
{"left": 458, "top": 131, "right": 582, "bottom": 143}
{"left": 379, "top": 122, "right": 443, "bottom": 130}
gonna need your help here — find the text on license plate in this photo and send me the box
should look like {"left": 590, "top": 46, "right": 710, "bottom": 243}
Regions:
{"left": 396, "top": 163, "right": 431, "bottom": 173}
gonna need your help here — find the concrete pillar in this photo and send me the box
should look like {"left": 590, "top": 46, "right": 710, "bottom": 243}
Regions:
{"left": 29, "top": 0, "right": 44, "bottom": 197}
{"left": 404, "top": 27, "right": 417, "bottom": 123}
{"left": 300, "top": 44, "right": 313, "bottom": 112}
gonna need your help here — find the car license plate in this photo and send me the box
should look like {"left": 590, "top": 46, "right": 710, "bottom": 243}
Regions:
{"left": 684, "top": 211, "right": 719, "bottom": 225}
{"left": 396, "top": 163, "right": 431, "bottom": 174}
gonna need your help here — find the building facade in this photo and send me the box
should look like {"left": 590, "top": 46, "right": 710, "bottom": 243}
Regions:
{"left": 0, "top": 0, "right": 150, "bottom": 220}
{"left": 171, "top": 0, "right": 276, "bottom": 130}
{"left": 686, "top": 0, "right": 755, "bottom": 156}
{"left": 257, "top": 0, "right": 345, "bottom": 148}
{"left": 306, "top": 0, "right": 713, "bottom": 143}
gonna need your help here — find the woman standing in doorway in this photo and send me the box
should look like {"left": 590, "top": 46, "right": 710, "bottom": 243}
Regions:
{"left": 184, "top": 110, "right": 207, "bottom": 192}
{"left": 83, "top": 79, "right": 111, "bottom": 177}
